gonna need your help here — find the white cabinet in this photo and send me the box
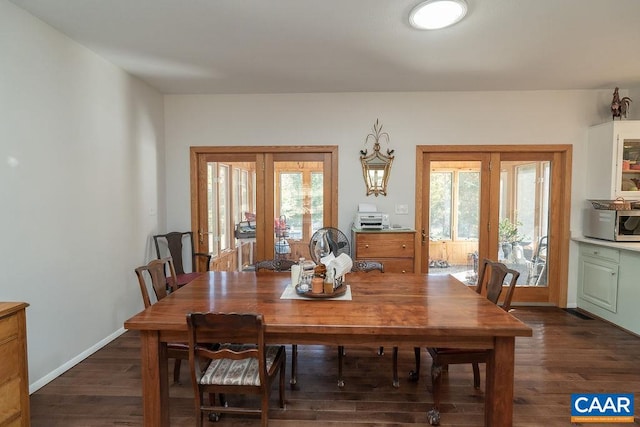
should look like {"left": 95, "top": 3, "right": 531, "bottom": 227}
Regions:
{"left": 576, "top": 240, "right": 640, "bottom": 336}
{"left": 587, "top": 120, "right": 640, "bottom": 199}
{"left": 578, "top": 244, "right": 618, "bottom": 313}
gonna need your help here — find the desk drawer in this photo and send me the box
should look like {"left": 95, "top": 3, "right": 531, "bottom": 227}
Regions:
{"left": 0, "top": 315, "right": 18, "bottom": 343}
{"left": 0, "top": 336, "right": 19, "bottom": 384}
{"left": 378, "top": 258, "right": 414, "bottom": 274}
{"left": 0, "top": 376, "right": 21, "bottom": 425}
{"left": 356, "top": 233, "right": 414, "bottom": 259}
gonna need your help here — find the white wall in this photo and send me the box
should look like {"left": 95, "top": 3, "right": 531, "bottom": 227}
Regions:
{"left": 165, "top": 90, "right": 631, "bottom": 307}
{"left": 0, "top": 0, "right": 164, "bottom": 391}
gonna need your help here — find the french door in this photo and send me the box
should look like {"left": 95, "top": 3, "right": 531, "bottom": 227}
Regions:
{"left": 416, "top": 145, "right": 572, "bottom": 306}
{"left": 190, "top": 146, "right": 338, "bottom": 271}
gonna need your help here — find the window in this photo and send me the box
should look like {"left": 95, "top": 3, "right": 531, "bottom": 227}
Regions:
{"left": 500, "top": 160, "right": 551, "bottom": 248}
{"left": 457, "top": 171, "right": 480, "bottom": 240}
{"left": 311, "top": 172, "right": 323, "bottom": 232}
{"left": 205, "top": 162, "right": 254, "bottom": 259}
{"left": 218, "top": 164, "right": 229, "bottom": 251}
{"left": 275, "top": 161, "right": 324, "bottom": 242}
{"left": 430, "top": 169, "right": 480, "bottom": 241}
{"left": 206, "top": 163, "right": 218, "bottom": 255}
{"left": 429, "top": 172, "right": 452, "bottom": 240}
{"left": 279, "top": 172, "right": 303, "bottom": 239}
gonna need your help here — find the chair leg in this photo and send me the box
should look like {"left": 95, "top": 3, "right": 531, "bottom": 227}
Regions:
{"left": 472, "top": 362, "right": 480, "bottom": 389}
{"left": 337, "top": 345, "right": 345, "bottom": 388}
{"left": 195, "top": 391, "right": 204, "bottom": 427}
{"left": 217, "top": 392, "right": 227, "bottom": 408}
{"left": 290, "top": 344, "right": 297, "bottom": 387}
{"left": 173, "top": 359, "right": 181, "bottom": 384}
{"left": 279, "top": 354, "right": 286, "bottom": 408}
{"left": 392, "top": 347, "right": 399, "bottom": 388}
{"left": 261, "top": 390, "right": 269, "bottom": 427}
{"left": 427, "top": 362, "right": 443, "bottom": 426}
{"left": 206, "top": 393, "right": 223, "bottom": 422}
{"left": 409, "top": 347, "right": 421, "bottom": 382}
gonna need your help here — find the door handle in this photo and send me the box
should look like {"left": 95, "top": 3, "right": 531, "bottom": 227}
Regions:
{"left": 198, "top": 229, "right": 213, "bottom": 244}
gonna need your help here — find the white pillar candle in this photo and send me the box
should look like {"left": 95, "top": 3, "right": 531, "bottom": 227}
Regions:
{"left": 290, "top": 265, "right": 301, "bottom": 286}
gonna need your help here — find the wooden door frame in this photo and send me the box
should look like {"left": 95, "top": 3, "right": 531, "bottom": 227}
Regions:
{"left": 190, "top": 146, "right": 339, "bottom": 263}
{"left": 415, "top": 144, "right": 572, "bottom": 307}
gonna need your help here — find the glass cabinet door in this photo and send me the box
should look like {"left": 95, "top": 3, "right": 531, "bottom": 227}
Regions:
{"left": 620, "top": 138, "right": 640, "bottom": 192}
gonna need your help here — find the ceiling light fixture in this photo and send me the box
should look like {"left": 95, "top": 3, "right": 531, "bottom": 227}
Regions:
{"left": 409, "top": 0, "right": 468, "bottom": 30}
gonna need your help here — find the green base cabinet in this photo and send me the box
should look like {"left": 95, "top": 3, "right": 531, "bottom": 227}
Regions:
{"left": 577, "top": 241, "right": 640, "bottom": 335}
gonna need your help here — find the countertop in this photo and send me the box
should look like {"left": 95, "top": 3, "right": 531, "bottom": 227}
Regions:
{"left": 352, "top": 227, "right": 415, "bottom": 233}
{"left": 572, "top": 235, "right": 640, "bottom": 253}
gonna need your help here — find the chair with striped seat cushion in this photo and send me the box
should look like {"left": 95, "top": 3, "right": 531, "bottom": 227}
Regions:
{"left": 187, "top": 312, "right": 286, "bottom": 427}
{"left": 200, "top": 345, "right": 283, "bottom": 386}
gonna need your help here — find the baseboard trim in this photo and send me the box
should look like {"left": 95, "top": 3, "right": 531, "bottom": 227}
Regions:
{"left": 575, "top": 308, "right": 640, "bottom": 339}
{"left": 563, "top": 308, "right": 593, "bottom": 319}
{"left": 29, "top": 327, "right": 127, "bottom": 394}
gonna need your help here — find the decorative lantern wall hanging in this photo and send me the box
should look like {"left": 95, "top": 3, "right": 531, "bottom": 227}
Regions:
{"left": 360, "top": 119, "right": 394, "bottom": 196}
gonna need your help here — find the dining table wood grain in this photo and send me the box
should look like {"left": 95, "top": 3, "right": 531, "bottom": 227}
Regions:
{"left": 124, "top": 271, "right": 532, "bottom": 427}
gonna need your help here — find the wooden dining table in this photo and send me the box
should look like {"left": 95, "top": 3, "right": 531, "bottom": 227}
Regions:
{"left": 124, "top": 271, "right": 532, "bottom": 427}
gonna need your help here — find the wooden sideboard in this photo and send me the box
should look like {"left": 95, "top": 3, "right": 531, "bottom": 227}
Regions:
{"left": 351, "top": 228, "right": 416, "bottom": 273}
{"left": 0, "top": 302, "right": 30, "bottom": 427}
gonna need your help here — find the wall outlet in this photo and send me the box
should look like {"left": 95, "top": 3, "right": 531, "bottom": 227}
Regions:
{"left": 395, "top": 204, "right": 409, "bottom": 215}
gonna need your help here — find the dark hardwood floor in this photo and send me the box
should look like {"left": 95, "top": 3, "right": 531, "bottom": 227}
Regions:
{"left": 30, "top": 307, "right": 640, "bottom": 426}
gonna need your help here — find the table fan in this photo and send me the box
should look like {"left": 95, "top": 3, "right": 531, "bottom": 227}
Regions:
{"left": 308, "top": 227, "right": 350, "bottom": 264}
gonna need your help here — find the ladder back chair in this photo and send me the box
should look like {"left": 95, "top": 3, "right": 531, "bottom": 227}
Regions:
{"left": 254, "top": 258, "right": 297, "bottom": 272}
{"left": 153, "top": 231, "right": 212, "bottom": 287}
{"left": 186, "top": 312, "right": 286, "bottom": 427}
{"left": 408, "top": 259, "right": 520, "bottom": 425}
{"left": 134, "top": 257, "right": 188, "bottom": 384}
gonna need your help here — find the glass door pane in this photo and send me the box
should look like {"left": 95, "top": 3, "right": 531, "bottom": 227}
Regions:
{"left": 499, "top": 160, "right": 550, "bottom": 286}
{"left": 204, "top": 160, "right": 257, "bottom": 271}
{"left": 274, "top": 160, "right": 324, "bottom": 260}
{"left": 621, "top": 138, "right": 640, "bottom": 192}
{"left": 428, "top": 161, "right": 481, "bottom": 285}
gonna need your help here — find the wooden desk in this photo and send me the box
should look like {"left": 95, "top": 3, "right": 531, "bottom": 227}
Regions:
{"left": 124, "top": 272, "right": 531, "bottom": 427}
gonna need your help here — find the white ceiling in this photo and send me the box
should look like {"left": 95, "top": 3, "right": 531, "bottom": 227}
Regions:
{"left": 10, "top": 0, "right": 640, "bottom": 94}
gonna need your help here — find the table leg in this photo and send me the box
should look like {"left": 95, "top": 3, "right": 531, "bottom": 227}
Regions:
{"left": 140, "top": 330, "right": 170, "bottom": 427}
{"left": 485, "top": 337, "right": 515, "bottom": 427}
{"left": 290, "top": 344, "right": 298, "bottom": 387}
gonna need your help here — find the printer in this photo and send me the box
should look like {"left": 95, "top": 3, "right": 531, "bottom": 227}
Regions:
{"left": 353, "top": 204, "right": 389, "bottom": 230}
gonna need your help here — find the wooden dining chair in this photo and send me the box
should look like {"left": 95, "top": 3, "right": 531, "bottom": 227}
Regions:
{"left": 153, "top": 231, "right": 212, "bottom": 287}
{"left": 408, "top": 259, "right": 520, "bottom": 425}
{"left": 254, "top": 258, "right": 297, "bottom": 272}
{"left": 336, "top": 260, "right": 385, "bottom": 388}
{"left": 134, "top": 257, "right": 188, "bottom": 384}
{"left": 186, "top": 312, "right": 286, "bottom": 427}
